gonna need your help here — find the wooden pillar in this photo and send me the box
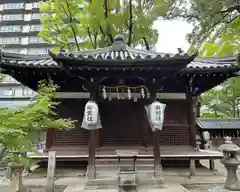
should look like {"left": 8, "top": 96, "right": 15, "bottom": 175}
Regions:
{"left": 196, "top": 99, "right": 201, "bottom": 118}
{"left": 142, "top": 105, "right": 149, "bottom": 149}
{"left": 45, "top": 129, "right": 53, "bottom": 152}
{"left": 86, "top": 78, "right": 100, "bottom": 179}
{"left": 150, "top": 78, "right": 163, "bottom": 178}
{"left": 186, "top": 77, "right": 197, "bottom": 147}
{"left": 95, "top": 129, "right": 100, "bottom": 150}
{"left": 188, "top": 96, "right": 197, "bottom": 147}
{"left": 86, "top": 129, "right": 97, "bottom": 179}
{"left": 153, "top": 129, "right": 162, "bottom": 177}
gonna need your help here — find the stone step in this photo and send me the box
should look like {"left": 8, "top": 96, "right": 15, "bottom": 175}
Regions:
{"left": 86, "top": 175, "right": 164, "bottom": 190}
{"left": 95, "top": 158, "right": 154, "bottom": 165}
{"left": 85, "top": 178, "right": 118, "bottom": 187}
{"left": 96, "top": 170, "right": 161, "bottom": 179}
{"left": 96, "top": 164, "right": 155, "bottom": 171}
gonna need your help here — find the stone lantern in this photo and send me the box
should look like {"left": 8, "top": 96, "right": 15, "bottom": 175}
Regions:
{"left": 219, "top": 137, "right": 240, "bottom": 191}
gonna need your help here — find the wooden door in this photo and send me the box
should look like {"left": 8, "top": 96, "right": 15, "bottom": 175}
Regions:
{"left": 99, "top": 100, "right": 147, "bottom": 146}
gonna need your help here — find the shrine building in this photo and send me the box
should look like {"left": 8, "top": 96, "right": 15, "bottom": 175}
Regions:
{"left": 0, "top": 35, "right": 239, "bottom": 180}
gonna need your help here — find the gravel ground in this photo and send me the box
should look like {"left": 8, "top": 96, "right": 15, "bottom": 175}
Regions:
{"left": 0, "top": 185, "right": 67, "bottom": 192}
{"left": 183, "top": 184, "right": 231, "bottom": 192}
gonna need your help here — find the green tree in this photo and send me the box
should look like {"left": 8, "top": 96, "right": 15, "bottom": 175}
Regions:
{"left": 0, "top": 80, "right": 76, "bottom": 166}
{"left": 166, "top": 0, "right": 240, "bottom": 47}
{"left": 200, "top": 80, "right": 240, "bottom": 118}
{"left": 39, "top": 0, "right": 175, "bottom": 51}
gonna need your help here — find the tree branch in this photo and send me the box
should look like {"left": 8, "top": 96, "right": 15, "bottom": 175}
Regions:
{"left": 93, "top": 31, "right": 98, "bottom": 48}
{"left": 195, "top": 11, "right": 232, "bottom": 43}
{"left": 219, "top": 4, "right": 240, "bottom": 14}
{"left": 104, "top": 0, "right": 113, "bottom": 45}
{"left": 87, "top": 27, "right": 95, "bottom": 49}
{"left": 52, "top": 21, "right": 71, "bottom": 49}
{"left": 64, "top": 0, "right": 81, "bottom": 51}
{"left": 127, "top": 0, "right": 133, "bottom": 46}
{"left": 142, "top": 37, "right": 150, "bottom": 50}
{"left": 99, "top": 25, "right": 105, "bottom": 36}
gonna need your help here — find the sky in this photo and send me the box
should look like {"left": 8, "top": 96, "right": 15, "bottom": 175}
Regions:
{"left": 154, "top": 19, "right": 193, "bottom": 53}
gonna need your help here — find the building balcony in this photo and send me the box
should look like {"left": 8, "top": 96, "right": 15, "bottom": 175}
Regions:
{"left": 0, "top": 2, "right": 40, "bottom": 12}
{"left": 0, "top": 36, "right": 47, "bottom": 46}
{"left": 0, "top": 13, "right": 44, "bottom": 24}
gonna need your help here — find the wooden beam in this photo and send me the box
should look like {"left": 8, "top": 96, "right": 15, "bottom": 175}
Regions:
{"left": 153, "top": 129, "right": 162, "bottom": 177}
{"left": 86, "top": 77, "right": 100, "bottom": 179}
{"left": 55, "top": 92, "right": 187, "bottom": 100}
{"left": 149, "top": 78, "right": 163, "bottom": 178}
{"left": 45, "top": 129, "right": 53, "bottom": 152}
{"left": 86, "top": 129, "right": 97, "bottom": 179}
{"left": 186, "top": 76, "right": 197, "bottom": 147}
{"left": 188, "top": 96, "right": 197, "bottom": 147}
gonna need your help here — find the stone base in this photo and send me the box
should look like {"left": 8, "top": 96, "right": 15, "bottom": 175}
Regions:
{"left": 154, "top": 164, "right": 163, "bottom": 178}
{"left": 118, "top": 171, "right": 138, "bottom": 192}
{"left": 8, "top": 185, "right": 31, "bottom": 192}
{"left": 86, "top": 165, "right": 96, "bottom": 179}
{"left": 224, "top": 181, "right": 240, "bottom": 191}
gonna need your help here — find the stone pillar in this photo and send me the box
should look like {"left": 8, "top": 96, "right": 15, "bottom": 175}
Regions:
{"left": 46, "top": 151, "right": 56, "bottom": 192}
{"left": 8, "top": 163, "right": 25, "bottom": 192}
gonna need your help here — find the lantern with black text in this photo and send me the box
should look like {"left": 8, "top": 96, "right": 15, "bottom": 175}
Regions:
{"left": 84, "top": 101, "right": 99, "bottom": 125}
{"left": 149, "top": 101, "right": 166, "bottom": 131}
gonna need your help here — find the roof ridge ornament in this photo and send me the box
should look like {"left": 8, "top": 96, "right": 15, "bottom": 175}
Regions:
{"left": 111, "top": 34, "right": 126, "bottom": 51}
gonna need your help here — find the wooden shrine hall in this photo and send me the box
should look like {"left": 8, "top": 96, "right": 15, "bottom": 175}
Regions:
{"left": 0, "top": 35, "right": 239, "bottom": 178}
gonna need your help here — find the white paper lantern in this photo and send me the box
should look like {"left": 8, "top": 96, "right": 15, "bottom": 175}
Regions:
{"left": 149, "top": 101, "right": 166, "bottom": 130}
{"left": 141, "top": 87, "right": 145, "bottom": 98}
{"left": 84, "top": 101, "right": 99, "bottom": 125}
{"left": 102, "top": 86, "right": 107, "bottom": 99}
{"left": 127, "top": 88, "right": 131, "bottom": 99}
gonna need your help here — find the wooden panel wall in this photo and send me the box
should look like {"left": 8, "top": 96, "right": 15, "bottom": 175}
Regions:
{"left": 49, "top": 99, "right": 190, "bottom": 147}
{"left": 51, "top": 99, "right": 89, "bottom": 146}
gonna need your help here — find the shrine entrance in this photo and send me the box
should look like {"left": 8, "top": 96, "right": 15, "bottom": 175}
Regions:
{"left": 99, "top": 100, "right": 149, "bottom": 147}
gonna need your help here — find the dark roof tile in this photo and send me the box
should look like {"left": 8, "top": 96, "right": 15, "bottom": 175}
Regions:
{"left": 197, "top": 118, "right": 240, "bottom": 129}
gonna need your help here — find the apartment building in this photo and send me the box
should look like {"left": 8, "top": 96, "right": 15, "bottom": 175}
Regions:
{"left": 0, "top": 0, "right": 54, "bottom": 54}
{"left": 0, "top": 0, "right": 43, "bottom": 107}
{"left": 0, "top": 75, "right": 35, "bottom": 109}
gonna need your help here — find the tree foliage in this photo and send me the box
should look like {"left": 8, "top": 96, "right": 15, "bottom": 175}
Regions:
{"left": 198, "top": 39, "right": 240, "bottom": 118}
{"left": 200, "top": 80, "right": 240, "bottom": 118}
{"left": 0, "top": 81, "right": 76, "bottom": 165}
{"left": 39, "top": 0, "right": 175, "bottom": 51}
{"left": 166, "top": 0, "right": 240, "bottom": 48}
{"left": 167, "top": 1, "right": 240, "bottom": 117}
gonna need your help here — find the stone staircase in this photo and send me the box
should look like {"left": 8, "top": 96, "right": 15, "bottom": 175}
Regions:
{"left": 85, "top": 158, "right": 164, "bottom": 190}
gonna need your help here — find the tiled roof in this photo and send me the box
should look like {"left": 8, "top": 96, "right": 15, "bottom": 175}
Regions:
{"left": 197, "top": 118, "right": 240, "bottom": 129}
{"left": 186, "top": 56, "right": 238, "bottom": 70}
{"left": 54, "top": 45, "right": 191, "bottom": 61}
{"left": 53, "top": 35, "right": 191, "bottom": 61}
{"left": 1, "top": 52, "right": 238, "bottom": 71}
{"left": 0, "top": 34, "right": 239, "bottom": 71}
{"left": 0, "top": 51, "right": 57, "bottom": 68}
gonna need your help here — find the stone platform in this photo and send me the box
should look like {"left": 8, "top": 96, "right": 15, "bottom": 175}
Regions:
{"left": 0, "top": 160, "right": 232, "bottom": 192}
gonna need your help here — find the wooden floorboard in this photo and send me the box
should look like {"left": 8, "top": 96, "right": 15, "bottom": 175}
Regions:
{"left": 28, "top": 145, "right": 223, "bottom": 160}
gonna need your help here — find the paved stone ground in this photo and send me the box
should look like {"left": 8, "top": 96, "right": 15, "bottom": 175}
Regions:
{"left": 0, "top": 160, "right": 235, "bottom": 191}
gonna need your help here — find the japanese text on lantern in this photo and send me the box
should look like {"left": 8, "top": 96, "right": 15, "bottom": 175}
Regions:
{"left": 155, "top": 105, "right": 162, "bottom": 121}
{"left": 86, "top": 106, "right": 93, "bottom": 122}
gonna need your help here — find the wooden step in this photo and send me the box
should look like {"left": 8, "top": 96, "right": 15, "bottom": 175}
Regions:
{"left": 96, "top": 164, "right": 155, "bottom": 171}
{"left": 95, "top": 158, "right": 154, "bottom": 165}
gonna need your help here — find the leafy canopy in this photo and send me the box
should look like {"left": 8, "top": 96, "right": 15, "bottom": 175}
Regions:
{"left": 200, "top": 80, "right": 240, "bottom": 118}
{"left": 167, "top": 1, "right": 240, "bottom": 117}
{"left": 0, "top": 80, "right": 76, "bottom": 165}
{"left": 39, "top": 0, "right": 175, "bottom": 51}
{"left": 166, "top": 0, "right": 240, "bottom": 48}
